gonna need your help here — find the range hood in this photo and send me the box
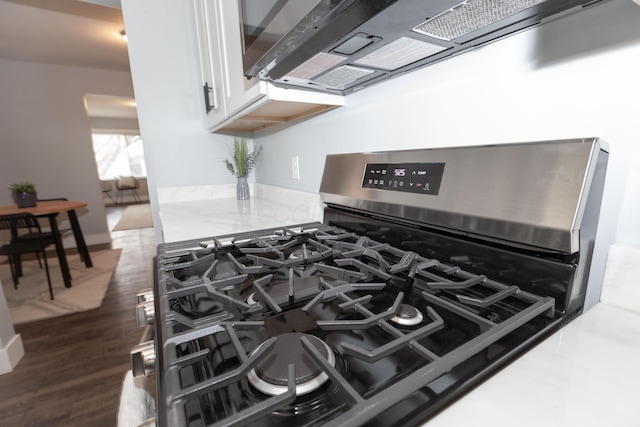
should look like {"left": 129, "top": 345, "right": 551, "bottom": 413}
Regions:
{"left": 245, "top": 0, "right": 603, "bottom": 95}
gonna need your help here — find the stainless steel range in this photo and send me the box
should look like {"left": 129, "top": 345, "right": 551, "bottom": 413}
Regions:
{"left": 133, "top": 137, "right": 608, "bottom": 426}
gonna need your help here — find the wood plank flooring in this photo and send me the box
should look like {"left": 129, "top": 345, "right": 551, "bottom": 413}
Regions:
{"left": 0, "top": 207, "right": 157, "bottom": 426}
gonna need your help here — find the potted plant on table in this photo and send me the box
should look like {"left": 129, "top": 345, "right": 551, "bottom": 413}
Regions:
{"left": 9, "top": 181, "right": 38, "bottom": 208}
{"left": 223, "top": 137, "right": 262, "bottom": 200}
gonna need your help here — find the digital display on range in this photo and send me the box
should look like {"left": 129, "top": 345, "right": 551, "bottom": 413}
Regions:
{"left": 362, "top": 162, "right": 445, "bottom": 195}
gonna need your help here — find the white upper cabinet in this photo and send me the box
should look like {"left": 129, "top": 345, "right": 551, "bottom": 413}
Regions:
{"left": 194, "top": 0, "right": 343, "bottom": 134}
{"left": 194, "top": 0, "right": 226, "bottom": 129}
{"left": 216, "top": 0, "right": 262, "bottom": 117}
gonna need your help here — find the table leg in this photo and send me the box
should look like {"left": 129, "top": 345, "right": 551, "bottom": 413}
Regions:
{"left": 48, "top": 216, "right": 72, "bottom": 288}
{"left": 67, "top": 209, "right": 93, "bottom": 268}
{"left": 14, "top": 254, "right": 23, "bottom": 278}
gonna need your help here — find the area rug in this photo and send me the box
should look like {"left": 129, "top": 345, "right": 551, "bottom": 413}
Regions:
{"left": 112, "top": 203, "right": 153, "bottom": 231}
{"left": 0, "top": 249, "right": 122, "bottom": 325}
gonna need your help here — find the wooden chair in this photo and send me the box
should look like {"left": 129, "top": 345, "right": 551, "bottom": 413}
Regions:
{"left": 0, "top": 213, "right": 54, "bottom": 300}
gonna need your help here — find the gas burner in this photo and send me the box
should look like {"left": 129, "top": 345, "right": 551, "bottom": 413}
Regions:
{"left": 247, "top": 292, "right": 257, "bottom": 305}
{"left": 290, "top": 249, "right": 302, "bottom": 259}
{"left": 390, "top": 303, "right": 424, "bottom": 327}
{"left": 287, "top": 247, "right": 322, "bottom": 265}
{"left": 247, "top": 333, "right": 336, "bottom": 396}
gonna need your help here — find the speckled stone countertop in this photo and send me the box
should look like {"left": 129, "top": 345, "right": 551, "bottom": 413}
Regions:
{"left": 158, "top": 184, "right": 324, "bottom": 243}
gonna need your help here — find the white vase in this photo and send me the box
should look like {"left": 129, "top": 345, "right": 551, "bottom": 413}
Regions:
{"left": 236, "top": 177, "right": 250, "bottom": 200}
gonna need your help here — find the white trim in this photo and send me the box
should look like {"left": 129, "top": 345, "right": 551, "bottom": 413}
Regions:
{"left": 82, "top": 232, "right": 113, "bottom": 247}
{"left": 0, "top": 334, "right": 25, "bottom": 375}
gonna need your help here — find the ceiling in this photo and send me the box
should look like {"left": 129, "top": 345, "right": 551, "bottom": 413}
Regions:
{"left": 0, "top": 0, "right": 137, "bottom": 119}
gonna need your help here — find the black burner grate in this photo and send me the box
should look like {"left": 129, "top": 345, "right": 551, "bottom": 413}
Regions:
{"left": 154, "top": 223, "right": 560, "bottom": 426}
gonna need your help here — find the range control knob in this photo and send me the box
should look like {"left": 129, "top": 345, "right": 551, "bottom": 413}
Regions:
{"left": 130, "top": 341, "right": 155, "bottom": 378}
{"left": 136, "top": 301, "right": 155, "bottom": 327}
{"left": 136, "top": 289, "right": 154, "bottom": 304}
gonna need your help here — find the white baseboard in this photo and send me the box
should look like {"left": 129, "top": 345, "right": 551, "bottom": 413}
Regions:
{"left": 0, "top": 333, "right": 25, "bottom": 375}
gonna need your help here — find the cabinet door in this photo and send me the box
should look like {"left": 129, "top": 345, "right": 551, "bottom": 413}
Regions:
{"left": 194, "top": 0, "right": 226, "bottom": 129}
{"left": 216, "top": 0, "right": 263, "bottom": 116}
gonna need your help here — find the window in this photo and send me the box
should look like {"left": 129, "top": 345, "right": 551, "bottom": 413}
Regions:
{"left": 92, "top": 133, "right": 147, "bottom": 179}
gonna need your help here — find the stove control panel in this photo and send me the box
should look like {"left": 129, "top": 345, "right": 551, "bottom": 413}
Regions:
{"left": 362, "top": 162, "right": 445, "bottom": 195}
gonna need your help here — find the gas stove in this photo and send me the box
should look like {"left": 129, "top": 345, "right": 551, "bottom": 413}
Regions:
{"left": 133, "top": 138, "right": 608, "bottom": 426}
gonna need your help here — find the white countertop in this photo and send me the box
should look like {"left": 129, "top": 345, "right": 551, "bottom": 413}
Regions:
{"left": 158, "top": 185, "right": 640, "bottom": 426}
{"left": 158, "top": 184, "right": 324, "bottom": 242}
{"left": 426, "top": 302, "right": 640, "bottom": 426}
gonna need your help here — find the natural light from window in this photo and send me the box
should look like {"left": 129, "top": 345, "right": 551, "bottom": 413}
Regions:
{"left": 92, "top": 133, "right": 147, "bottom": 180}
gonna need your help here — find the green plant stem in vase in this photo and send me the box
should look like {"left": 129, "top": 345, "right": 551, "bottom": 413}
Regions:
{"left": 223, "top": 138, "right": 262, "bottom": 200}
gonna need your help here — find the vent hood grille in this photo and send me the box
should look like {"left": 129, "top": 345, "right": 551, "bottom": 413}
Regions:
{"left": 251, "top": 0, "right": 604, "bottom": 96}
{"left": 414, "top": 0, "right": 546, "bottom": 41}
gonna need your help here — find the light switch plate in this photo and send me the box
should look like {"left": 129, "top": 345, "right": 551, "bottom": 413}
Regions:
{"left": 291, "top": 155, "right": 300, "bottom": 180}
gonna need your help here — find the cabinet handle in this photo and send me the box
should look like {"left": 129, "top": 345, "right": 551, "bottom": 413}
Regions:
{"left": 203, "top": 82, "right": 215, "bottom": 113}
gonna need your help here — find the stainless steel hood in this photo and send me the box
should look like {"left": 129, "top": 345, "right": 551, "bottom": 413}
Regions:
{"left": 246, "top": 0, "right": 605, "bottom": 95}
{"left": 319, "top": 138, "right": 609, "bottom": 254}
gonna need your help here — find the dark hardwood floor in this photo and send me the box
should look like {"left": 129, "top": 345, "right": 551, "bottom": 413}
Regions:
{"left": 0, "top": 206, "right": 157, "bottom": 426}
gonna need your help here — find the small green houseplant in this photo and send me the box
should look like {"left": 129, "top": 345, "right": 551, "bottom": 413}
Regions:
{"left": 223, "top": 137, "right": 262, "bottom": 178}
{"left": 9, "top": 181, "right": 38, "bottom": 208}
{"left": 223, "top": 138, "right": 262, "bottom": 200}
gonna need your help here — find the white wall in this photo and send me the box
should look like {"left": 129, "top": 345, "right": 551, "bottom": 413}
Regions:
{"left": 0, "top": 58, "right": 136, "bottom": 245}
{"left": 89, "top": 116, "right": 139, "bottom": 132}
{"left": 255, "top": 0, "right": 639, "bottom": 204}
{"left": 121, "top": 0, "right": 640, "bottom": 307}
{"left": 121, "top": 1, "right": 246, "bottom": 243}
{"left": 252, "top": 0, "right": 640, "bottom": 308}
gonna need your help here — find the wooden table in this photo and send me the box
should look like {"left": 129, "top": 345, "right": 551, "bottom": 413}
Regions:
{"left": 0, "top": 200, "right": 93, "bottom": 287}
